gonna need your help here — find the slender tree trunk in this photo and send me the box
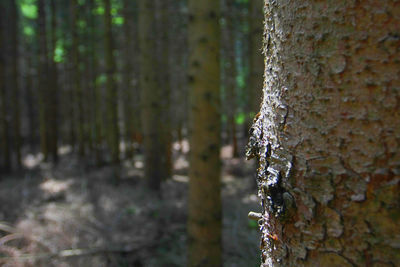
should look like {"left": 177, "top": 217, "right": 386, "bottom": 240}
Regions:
{"left": 103, "top": 0, "right": 120, "bottom": 164}
{"left": 87, "top": 0, "right": 102, "bottom": 165}
{"left": 25, "top": 56, "right": 36, "bottom": 152}
{"left": 37, "top": 0, "right": 50, "bottom": 161}
{"left": 222, "top": 0, "right": 239, "bottom": 158}
{"left": 49, "top": 0, "right": 59, "bottom": 162}
{"left": 9, "top": 0, "right": 22, "bottom": 168}
{"left": 122, "top": 0, "right": 135, "bottom": 159}
{"left": 156, "top": 0, "right": 172, "bottom": 179}
{"left": 248, "top": 1, "right": 400, "bottom": 266}
{"left": 187, "top": 0, "right": 222, "bottom": 266}
{"left": 139, "top": 0, "right": 164, "bottom": 190}
{"left": 71, "top": 0, "right": 85, "bottom": 157}
{"left": 246, "top": 0, "right": 263, "bottom": 136}
{"left": 0, "top": 3, "right": 11, "bottom": 173}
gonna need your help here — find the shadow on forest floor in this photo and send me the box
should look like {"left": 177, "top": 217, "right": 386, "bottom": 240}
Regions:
{"left": 0, "top": 141, "right": 260, "bottom": 267}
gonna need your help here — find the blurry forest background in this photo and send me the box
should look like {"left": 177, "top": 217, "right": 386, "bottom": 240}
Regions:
{"left": 0, "top": 0, "right": 264, "bottom": 266}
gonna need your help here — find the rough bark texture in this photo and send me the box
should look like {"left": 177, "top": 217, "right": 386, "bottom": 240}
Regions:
{"left": 187, "top": 0, "right": 222, "bottom": 266}
{"left": 247, "top": 1, "right": 400, "bottom": 266}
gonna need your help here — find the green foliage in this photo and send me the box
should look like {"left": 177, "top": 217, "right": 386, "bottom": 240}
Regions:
{"left": 96, "top": 74, "right": 107, "bottom": 86}
{"left": 112, "top": 16, "right": 124, "bottom": 25}
{"left": 54, "top": 40, "right": 65, "bottom": 63}
{"left": 94, "top": 6, "right": 104, "bottom": 15}
{"left": 20, "top": 0, "right": 37, "bottom": 19}
{"left": 235, "top": 112, "right": 246, "bottom": 125}
{"left": 23, "top": 25, "right": 35, "bottom": 36}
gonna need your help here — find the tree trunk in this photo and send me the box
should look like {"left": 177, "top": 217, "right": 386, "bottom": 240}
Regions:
{"left": 187, "top": 0, "right": 222, "bottom": 266}
{"left": 71, "top": 0, "right": 85, "bottom": 157}
{"left": 37, "top": 0, "right": 50, "bottom": 161}
{"left": 122, "top": 0, "right": 135, "bottom": 160}
{"left": 139, "top": 0, "right": 165, "bottom": 190}
{"left": 156, "top": 0, "right": 172, "bottom": 179}
{"left": 246, "top": 0, "right": 263, "bottom": 136}
{"left": 49, "top": 0, "right": 59, "bottom": 162}
{"left": 0, "top": 2, "right": 11, "bottom": 173}
{"left": 248, "top": 1, "right": 400, "bottom": 266}
{"left": 103, "top": 0, "right": 120, "bottom": 164}
{"left": 222, "top": 0, "right": 239, "bottom": 158}
{"left": 10, "top": 0, "right": 21, "bottom": 168}
{"left": 87, "top": 0, "right": 103, "bottom": 165}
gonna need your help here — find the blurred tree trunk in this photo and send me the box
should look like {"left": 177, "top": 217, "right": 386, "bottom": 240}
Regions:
{"left": 88, "top": 0, "right": 103, "bottom": 165}
{"left": 122, "top": 0, "right": 135, "bottom": 159}
{"left": 156, "top": 0, "right": 172, "bottom": 179}
{"left": 187, "top": 0, "right": 222, "bottom": 266}
{"left": 169, "top": 0, "right": 188, "bottom": 155}
{"left": 246, "top": 0, "right": 263, "bottom": 136}
{"left": 139, "top": 0, "right": 164, "bottom": 190}
{"left": 222, "top": 0, "right": 238, "bottom": 158}
{"left": 0, "top": 3, "right": 11, "bottom": 173}
{"left": 9, "top": 0, "right": 21, "bottom": 168}
{"left": 25, "top": 56, "right": 36, "bottom": 152}
{"left": 49, "top": 0, "right": 59, "bottom": 162}
{"left": 103, "top": 0, "right": 120, "bottom": 164}
{"left": 248, "top": 1, "right": 400, "bottom": 266}
{"left": 37, "top": 0, "right": 50, "bottom": 161}
{"left": 71, "top": 0, "right": 85, "bottom": 157}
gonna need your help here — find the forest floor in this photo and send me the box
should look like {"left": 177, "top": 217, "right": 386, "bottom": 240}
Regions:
{"left": 0, "top": 140, "right": 261, "bottom": 267}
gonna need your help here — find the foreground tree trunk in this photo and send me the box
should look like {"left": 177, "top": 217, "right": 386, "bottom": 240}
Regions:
{"left": 187, "top": 0, "right": 222, "bottom": 266}
{"left": 248, "top": 1, "right": 400, "bottom": 266}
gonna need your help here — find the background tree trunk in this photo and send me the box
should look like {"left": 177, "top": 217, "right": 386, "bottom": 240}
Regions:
{"left": 10, "top": 0, "right": 22, "bottom": 168}
{"left": 139, "top": 0, "right": 168, "bottom": 190}
{"left": 37, "top": 0, "right": 50, "bottom": 161}
{"left": 248, "top": 1, "right": 400, "bottom": 266}
{"left": 0, "top": 2, "right": 11, "bottom": 173}
{"left": 246, "top": 0, "right": 263, "bottom": 136}
{"left": 104, "top": 0, "right": 120, "bottom": 164}
{"left": 49, "top": 0, "right": 59, "bottom": 162}
{"left": 187, "top": 0, "right": 222, "bottom": 266}
{"left": 71, "top": 0, "right": 85, "bottom": 157}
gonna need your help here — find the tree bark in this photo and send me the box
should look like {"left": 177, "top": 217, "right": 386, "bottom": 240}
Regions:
{"left": 9, "top": 0, "right": 21, "bottom": 168}
{"left": 222, "top": 0, "right": 239, "bottom": 158}
{"left": 246, "top": 0, "right": 263, "bottom": 135}
{"left": 103, "top": 0, "right": 120, "bottom": 164}
{"left": 248, "top": 1, "right": 400, "bottom": 266}
{"left": 71, "top": 0, "right": 85, "bottom": 157}
{"left": 37, "top": 0, "right": 50, "bottom": 161}
{"left": 187, "top": 0, "right": 222, "bottom": 266}
{"left": 49, "top": 0, "right": 59, "bottom": 162}
{"left": 0, "top": 2, "right": 11, "bottom": 173}
{"left": 139, "top": 0, "right": 169, "bottom": 190}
